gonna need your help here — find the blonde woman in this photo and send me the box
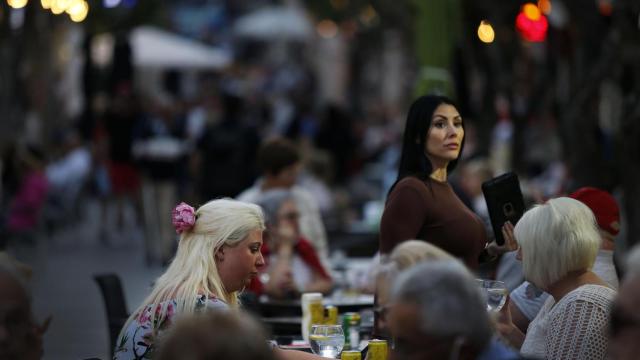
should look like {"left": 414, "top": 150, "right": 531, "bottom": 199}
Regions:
{"left": 114, "top": 199, "right": 323, "bottom": 360}
{"left": 374, "top": 240, "right": 456, "bottom": 338}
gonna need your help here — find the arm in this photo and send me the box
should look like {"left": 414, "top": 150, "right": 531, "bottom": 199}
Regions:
{"left": 496, "top": 298, "right": 526, "bottom": 349}
{"left": 545, "top": 297, "right": 611, "bottom": 360}
{"left": 294, "top": 190, "right": 329, "bottom": 261}
{"left": 510, "top": 301, "right": 532, "bottom": 334}
{"left": 379, "top": 180, "right": 429, "bottom": 254}
{"left": 264, "top": 245, "right": 298, "bottom": 299}
{"left": 295, "top": 238, "right": 333, "bottom": 294}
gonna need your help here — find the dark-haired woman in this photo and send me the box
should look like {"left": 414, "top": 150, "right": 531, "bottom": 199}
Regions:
{"left": 379, "top": 95, "right": 488, "bottom": 270}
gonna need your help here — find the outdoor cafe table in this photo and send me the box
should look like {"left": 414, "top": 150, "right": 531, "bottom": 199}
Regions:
{"left": 259, "top": 294, "right": 374, "bottom": 341}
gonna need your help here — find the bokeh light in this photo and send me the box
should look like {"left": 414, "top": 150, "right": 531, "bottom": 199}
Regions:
{"left": 477, "top": 20, "right": 495, "bottom": 43}
{"left": 537, "top": 0, "right": 552, "bottom": 15}
{"left": 7, "top": 0, "right": 28, "bottom": 9}
{"left": 317, "top": 19, "right": 338, "bottom": 39}
{"left": 523, "top": 3, "right": 542, "bottom": 21}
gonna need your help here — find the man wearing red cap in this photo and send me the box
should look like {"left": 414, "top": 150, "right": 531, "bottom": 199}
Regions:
{"left": 508, "top": 187, "right": 620, "bottom": 332}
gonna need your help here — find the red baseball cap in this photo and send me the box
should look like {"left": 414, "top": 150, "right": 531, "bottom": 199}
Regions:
{"left": 569, "top": 187, "right": 620, "bottom": 236}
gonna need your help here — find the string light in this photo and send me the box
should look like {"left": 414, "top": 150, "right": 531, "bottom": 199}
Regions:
{"left": 477, "top": 20, "right": 495, "bottom": 43}
{"left": 7, "top": 0, "right": 28, "bottom": 9}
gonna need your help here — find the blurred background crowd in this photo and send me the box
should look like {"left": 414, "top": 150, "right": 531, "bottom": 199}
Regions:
{"left": 1, "top": 0, "right": 640, "bottom": 358}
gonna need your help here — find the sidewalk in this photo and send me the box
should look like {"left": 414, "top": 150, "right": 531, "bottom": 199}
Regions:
{"left": 6, "top": 199, "right": 163, "bottom": 360}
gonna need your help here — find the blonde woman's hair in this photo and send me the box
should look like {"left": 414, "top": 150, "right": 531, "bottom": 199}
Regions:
{"left": 514, "top": 197, "right": 600, "bottom": 289}
{"left": 377, "top": 241, "right": 456, "bottom": 304}
{"left": 389, "top": 240, "right": 455, "bottom": 271}
{"left": 121, "top": 198, "right": 265, "bottom": 337}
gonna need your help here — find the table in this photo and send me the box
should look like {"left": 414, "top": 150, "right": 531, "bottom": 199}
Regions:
{"left": 258, "top": 294, "right": 374, "bottom": 317}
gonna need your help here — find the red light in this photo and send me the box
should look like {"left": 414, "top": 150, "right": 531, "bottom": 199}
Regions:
{"left": 516, "top": 11, "right": 548, "bottom": 42}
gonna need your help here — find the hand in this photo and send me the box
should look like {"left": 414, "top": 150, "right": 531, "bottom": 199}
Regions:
{"left": 25, "top": 315, "right": 51, "bottom": 360}
{"left": 275, "top": 223, "right": 297, "bottom": 248}
{"left": 495, "top": 298, "right": 525, "bottom": 349}
{"left": 486, "top": 221, "right": 518, "bottom": 257}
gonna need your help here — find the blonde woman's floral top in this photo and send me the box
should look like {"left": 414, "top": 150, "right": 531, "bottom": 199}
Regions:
{"left": 113, "top": 295, "right": 228, "bottom": 360}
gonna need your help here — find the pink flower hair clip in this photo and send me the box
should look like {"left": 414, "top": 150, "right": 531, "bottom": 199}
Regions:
{"left": 172, "top": 202, "right": 196, "bottom": 234}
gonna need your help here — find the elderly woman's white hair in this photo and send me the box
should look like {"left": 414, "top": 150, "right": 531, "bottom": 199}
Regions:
{"left": 514, "top": 197, "right": 601, "bottom": 289}
{"left": 121, "top": 198, "right": 265, "bottom": 337}
{"left": 391, "top": 260, "right": 492, "bottom": 348}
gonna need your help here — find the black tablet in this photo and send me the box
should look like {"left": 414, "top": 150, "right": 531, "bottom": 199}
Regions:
{"left": 481, "top": 172, "right": 525, "bottom": 246}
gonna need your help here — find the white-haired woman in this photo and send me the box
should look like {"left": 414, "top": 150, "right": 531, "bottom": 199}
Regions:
{"left": 498, "top": 197, "right": 617, "bottom": 360}
{"left": 114, "top": 199, "right": 323, "bottom": 360}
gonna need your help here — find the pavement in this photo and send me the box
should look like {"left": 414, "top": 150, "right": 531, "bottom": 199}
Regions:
{"left": 5, "top": 198, "right": 164, "bottom": 360}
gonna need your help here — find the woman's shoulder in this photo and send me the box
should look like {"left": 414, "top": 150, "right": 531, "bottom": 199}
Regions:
{"left": 197, "top": 294, "right": 229, "bottom": 311}
{"left": 392, "top": 176, "right": 430, "bottom": 193}
{"left": 558, "top": 284, "right": 616, "bottom": 309}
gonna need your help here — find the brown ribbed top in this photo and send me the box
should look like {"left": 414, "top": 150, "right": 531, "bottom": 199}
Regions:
{"left": 379, "top": 176, "right": 487, "bottom": 270}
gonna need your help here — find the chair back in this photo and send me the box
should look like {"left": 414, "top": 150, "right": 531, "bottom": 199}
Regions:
{"left": 93, "top": 273, "right": 129, "bottom": 356}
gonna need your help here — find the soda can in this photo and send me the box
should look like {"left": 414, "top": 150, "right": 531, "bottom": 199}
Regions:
{"left": 367, "top": 339, "right": 388, "bottom": 360}
{"left": 342, "top": 312, "right": 361, "bottom": 350}
{"left": 310, "top": 301, "right": 324, "bottom": 325}
{"left": 324, "top": 305, "right": 339, "bottom": 325}
{"left": 341, "top": 350, "right": 362, "bottom": 360}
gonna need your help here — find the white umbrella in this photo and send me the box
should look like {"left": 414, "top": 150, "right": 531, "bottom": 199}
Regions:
{"left": 233, "top": 6, "right": 313, "bottom": 41}
{"left": 129, "top": 26, "right": 232, "bottom": 69}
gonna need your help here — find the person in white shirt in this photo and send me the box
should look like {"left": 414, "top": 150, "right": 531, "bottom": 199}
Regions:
{"left": 509, "top": 187, "right": 621, "bottom": 332}
{"left": 497, "top": 197, "right": 616, "bottom": 360}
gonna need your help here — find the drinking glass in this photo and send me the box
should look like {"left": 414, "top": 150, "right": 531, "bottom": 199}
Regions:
{"left": 476, "top": 279, "right": 508, "bottom": 312}
{"left": 309, "top": 324, "right": 345, "bottom": 358}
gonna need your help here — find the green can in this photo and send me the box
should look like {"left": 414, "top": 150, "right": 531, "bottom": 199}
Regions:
{"left": 342, "top": 312, "right": 361, "bottom": 350}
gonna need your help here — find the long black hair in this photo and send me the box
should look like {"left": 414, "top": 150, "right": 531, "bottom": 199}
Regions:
{"left": 389, "top": 95, "right": 465, "bottom": 194}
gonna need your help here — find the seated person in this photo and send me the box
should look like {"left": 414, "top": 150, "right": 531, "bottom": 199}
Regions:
{"left": 498, "top": 197, "right": 617, "bottom": 360}
{"left": 0, "top": 252, "right": 48, "bottom": 360}
{"left": 237, "top": 137, "right": 329, "bottom": 262}
{"left": 374, "top": 240, "right": 456, "bottom": 338}
{"left": 248, "top": 190, "right": 332, "bottom": 299}
{"left": 388, "top": 260, "right": 520, "bottom": 360}
{"left": 509, "top": 187, "right": 620, "bottom": 333}
{"left": 114, "top": 199, "right": 323, "bottom": 360}
{"left": 608, "top": 244, "right": 640, "bottom": 360}
{"left": 157, "top": 310, "right": 275, "bottom": 360}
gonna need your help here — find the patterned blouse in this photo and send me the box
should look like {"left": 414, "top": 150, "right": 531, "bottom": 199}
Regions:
{"left": 113, "top": 295, "right": 228, "bottom": 360}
